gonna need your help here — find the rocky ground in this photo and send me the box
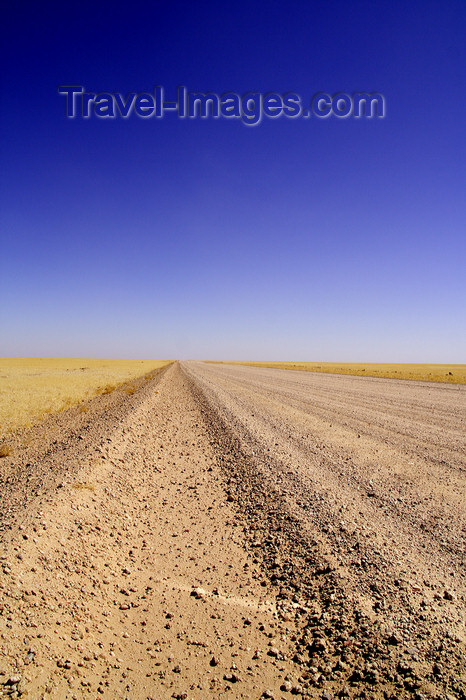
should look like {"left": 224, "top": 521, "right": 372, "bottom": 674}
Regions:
{"left": 0, "top": 362, "right": 464, "bottom": 699}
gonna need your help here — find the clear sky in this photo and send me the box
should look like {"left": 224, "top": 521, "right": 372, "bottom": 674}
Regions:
{"left": 1, "top": 0, "right": 465, "bottom": 361}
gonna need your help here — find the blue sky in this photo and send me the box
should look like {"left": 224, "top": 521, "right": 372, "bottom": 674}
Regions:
{"left": 1, "top": 0, "right": 465, "bottom": 361}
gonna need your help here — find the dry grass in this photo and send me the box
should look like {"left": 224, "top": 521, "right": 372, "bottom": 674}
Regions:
{"left": 72, "top": 482, "right": 96, "bottom": 492}
{"left": 0, "top": 444, "right": 12, "bottom": 458}
{"left": 0, "top": 358, "right": 171, "bottom": 438}
{"left": 208, "top": 361, "right": 466, "bottom": 384}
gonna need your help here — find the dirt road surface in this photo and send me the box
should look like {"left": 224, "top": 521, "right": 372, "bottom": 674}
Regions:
{"left": 0, "top": 362, "right": 464, "bottom": 699}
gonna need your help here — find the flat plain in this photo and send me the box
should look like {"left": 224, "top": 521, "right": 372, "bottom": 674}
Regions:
{"left": 209, "top": 360, "right": 466, "bottom": 384}
{"left": 0, "top": 358, "right": 171, "bottom": 440}
{"left": 0, "top": 360, "right": 464, "bottom": 699}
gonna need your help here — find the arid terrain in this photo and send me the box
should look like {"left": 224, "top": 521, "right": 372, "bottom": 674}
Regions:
{"left": 209, "top": 362, "right": 466, "bottom": 385}
{"left": 0, "top": 359, "right": 171, "bottom": 441}
{"left": 0, "top": 361, "right": 464, "bottom": 699}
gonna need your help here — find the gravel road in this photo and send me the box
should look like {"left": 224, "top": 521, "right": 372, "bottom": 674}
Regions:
{"left": 182, "top": 361, "right": 466, "bottom": 698}
{"left": 0, "top": 361, "right": 464, "bottom": 699}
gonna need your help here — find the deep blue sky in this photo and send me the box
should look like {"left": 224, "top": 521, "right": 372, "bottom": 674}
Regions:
{"left": 1, "top": 0, "right": 465, "bottom": 361}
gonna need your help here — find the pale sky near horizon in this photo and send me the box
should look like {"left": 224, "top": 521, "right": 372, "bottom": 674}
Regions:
{"left": 1, "top": 0, "right": 465, "bottom": 362}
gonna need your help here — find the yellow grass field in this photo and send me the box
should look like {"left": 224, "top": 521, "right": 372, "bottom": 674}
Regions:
{"left": 209, "top": 361, "right": 466, "bottom": 384}
{"left": 0, "top": 358, "right": 171, "bottom": 439}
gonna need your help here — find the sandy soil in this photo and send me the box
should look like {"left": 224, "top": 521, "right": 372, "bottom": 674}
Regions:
{"left": 0, "top": 362, "right": 464, "bottom": 699}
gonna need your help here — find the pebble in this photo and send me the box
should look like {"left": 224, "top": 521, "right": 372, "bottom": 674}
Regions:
{"left": 223, "top": 672, "right": 239, "bottom": 683}
{"left": 6, "top": 676, "right": 21, "bottom": 685}
{"left": 190, "top": 587, "right": 206, "bottom": 599}
{"left": 407, "top": 646, "right": 419, "bottom": 657}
